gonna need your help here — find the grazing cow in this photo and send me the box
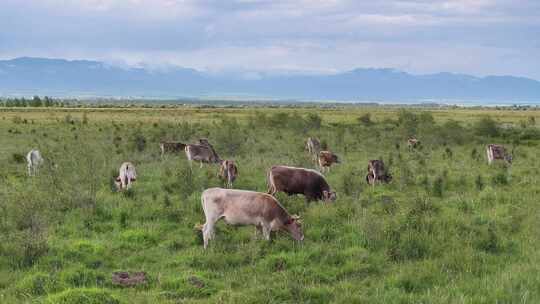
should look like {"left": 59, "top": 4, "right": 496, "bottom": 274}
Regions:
{"left": 200, "top": 188, "right": 303, "bottom": 249}
{"left": 219, "top": 160, "right": 238, "bottom": 188}
{"left": 305, "top": 137, "right": 321, "bottom": 161}
{"left": 26, "top": 149, "right": 43, "bottom": 176}
{"left": 185, "top": 138, "right": 221, "bottom": 168}
{"left": 160, "top": 141, "right": 186, "bottom": 157}
{"left": 318, "top": 151, "right": 340, "bottom": 173}
{"left": 486, "top": 144, "right": 512, "bottom": 165}
{"left": 366, "top": 160, "right": 392, "bottom": 185}
{"left": 115, "top": 162, "right": 137, "bottom": 191}
{"left": 407, "top": 137, "right": 420, "bottom": 150}
{"left": 267, "top": 165, "right": 337, "bottom": 202}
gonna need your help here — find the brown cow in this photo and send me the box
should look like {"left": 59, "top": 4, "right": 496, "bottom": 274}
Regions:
{"left": 160, "top": 141, "right": 186, "bottom": 158}
{"left": 407, "top": 137, "right": 420, "bottom": 150}
{"left": 366, "top": 160, "right": 392, "bottom": 185}
{"left": 219, "top": 160, "right": 238, "bottom": 188}
{"left": 318, "top": 151, "right": 340, "bottom": 173}
{"left": 185, "top": 138, "right": 221, "bottom": 168}
{"left": 200, "top": 188, "right": 303, "bottom": 249}
{"left": 486, "top": 144, "right": 512, "bottom": 165}
{"left": 305, "top": 137, "right": 322, "bottom": 162}
{"left": 267, "top": 165, "right": 336, "bottom": 202}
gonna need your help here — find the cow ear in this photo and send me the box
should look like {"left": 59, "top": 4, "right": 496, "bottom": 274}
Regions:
{"left": 115, "top": 177, "right": 121, "bottom": 182}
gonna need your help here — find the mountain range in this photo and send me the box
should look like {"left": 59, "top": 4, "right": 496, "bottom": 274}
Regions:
{"left": 1, "top": 57, "right": 539, "bottom": 103}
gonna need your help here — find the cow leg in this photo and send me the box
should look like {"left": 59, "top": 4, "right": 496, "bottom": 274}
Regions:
{"left": 261, "top": 223, "right": 271, "bottom": 241}
{"left": 202, "top": 218, "right": 217, "bottom": 249}
{"left": 27, "top": 165, "right": 32, "bottom": 176}
{"left": 254, "top": 225, "right": 263, "bottom": 239}
{"left": 200, "top": 161, "right": 203, "bottom": 169}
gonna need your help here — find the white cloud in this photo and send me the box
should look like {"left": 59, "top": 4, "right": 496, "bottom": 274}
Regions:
{"left": 0, "top": 0, "right": 538, "bottom": 79}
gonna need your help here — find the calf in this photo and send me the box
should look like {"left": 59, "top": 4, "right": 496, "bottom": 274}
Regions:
{"left": 267, "top": 165, "right": 336, "bottom": 202}
{"left": 200, "top": 188, "right": 303, "bottom": 249}
{"left": 160, "top": 141, "right": 186, "bottom": 157}
{"left": 185, "top": 138, "right": 221, "bottom": 168}
{"left": 219, "top": 160, "right": 238, "bottom": 188}
{"left": 366, "top": 160, "right": 392, "bottom": 185}
{"left": 305, "top": 137, "right": 321, "bottom": 162}
{"left": 115, "top": 162, "right": 137, "bottom": 191}
{"left": 26, "top": 149, "right": 43, "bottom": 176}
{"left": 318, "top": 151, "right": 340, "bottom": 173}
{"left": 407, "top": 137, "right": 420, "bottom": 150}
{"left": 486, "top": 144, "right": 512, "bottom": 165}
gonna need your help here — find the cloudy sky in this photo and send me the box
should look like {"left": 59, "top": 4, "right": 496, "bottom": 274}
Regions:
{"left": 0, "top": 0, "right": 539, "bottom": 79}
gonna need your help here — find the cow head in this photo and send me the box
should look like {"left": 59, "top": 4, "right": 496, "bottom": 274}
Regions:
{"left": 383, "top": 173, "right": 393, "bottom": 183}
{"left": 284, "top": 215, "right": 304, "bottom": 241}
{"left": 323, "top": 190, "right": 337, "bottom": 202}
{"left": 505, "top": 154, "right": 513, "bottom": 164}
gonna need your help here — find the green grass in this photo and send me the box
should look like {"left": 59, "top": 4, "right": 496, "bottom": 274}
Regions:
{"left": 0, "top": 106, "right": 539, "bottom": 303}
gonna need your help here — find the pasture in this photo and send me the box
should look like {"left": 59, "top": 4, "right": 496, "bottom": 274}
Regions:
{"left": 1, "top": 105, "right": 539, "bottom": 303}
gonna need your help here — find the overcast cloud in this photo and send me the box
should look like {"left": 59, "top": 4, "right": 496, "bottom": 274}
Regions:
{"left": 0, "top": 0, "right": 539, "bottom": 78}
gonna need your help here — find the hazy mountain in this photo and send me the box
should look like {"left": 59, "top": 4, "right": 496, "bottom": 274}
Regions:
{"left": 1, "top": 57, "right": 539, "bottom": 102}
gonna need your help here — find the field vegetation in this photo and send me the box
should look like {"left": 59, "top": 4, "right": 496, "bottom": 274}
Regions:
{"left": 1, "top": 105, "right": 539, "bottom": 303}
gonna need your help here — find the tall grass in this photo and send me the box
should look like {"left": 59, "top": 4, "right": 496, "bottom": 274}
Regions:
{"left": 0, "top": 107, "right": 539, "bottom": 303}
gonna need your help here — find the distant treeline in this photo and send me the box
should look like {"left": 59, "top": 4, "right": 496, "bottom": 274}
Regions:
{"left": 0, "top": 96, "right": 68, "bottom": 107}
{"left": 1, "top": 95, "right": 539, "bottom": 110}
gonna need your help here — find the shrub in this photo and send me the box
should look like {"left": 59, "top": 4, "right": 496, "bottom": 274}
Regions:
{"left": 15, "top": 272, "right": 60, "bottom": 296}
{"left": 473, "top": 116, "right": 499, "bottom": 137}
{"left": 11, "top": 152, "right": 26, "bottom": 164}
{"left": 432, "top": 176, "right": 444, "bottom": 197}
{"left": 130, "top": 129, "right": 147, "bottom": 152}
{"left": 305, "top": 113, "right": 322, "bottom": 130}
{"left": 45, "top": 288, "right": 119, "bottom": 304}
{"left": 357, "top": 113, "right": 373, "bottom": 126}
{"left": 443, "top": 147, "right": 453, "bottom": 159}
{"left": 491, "top": 171, "right": 509, "bottom": 186}
{"left": 60, "top": 265, "right": 105, "bottom": 287}
{"left": 475, "top": 174, "right": 485, "bottom": 190}
{"left": 64, "top": 114, "right": 75, "bottom": 124}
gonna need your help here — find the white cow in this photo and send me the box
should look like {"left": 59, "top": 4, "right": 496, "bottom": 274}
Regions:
{"left": 26, "top": 149, "right": 43, "bottom": 176}
{"left": 115, "top": 162, "right": 137, "bottom": 191}
{"left": 200, "top": 188, "right": 303, "bottom": 249}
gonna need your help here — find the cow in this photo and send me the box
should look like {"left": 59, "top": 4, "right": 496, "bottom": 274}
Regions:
{"left": 305, "top": 137, "right": 321, "bottom": 162}
{"left": 407, "top": 137, "right": 420, "bottom": 150}
{"left": 366, "top": 160, "right": 392, "bottom": 185}
{"left": 115, "top": 162, "right": 137, "bottom": 191}
{"left": 200, "top": 188, "right": 303, "bottom": 249}
{"left": 26, "top": 149, "right": 43, "bottom": 176}
{"left": 486, "top": 144, "right": 512, "bottom": 165}
{"left": 219, "top": 160, "right": 238, "bottom": 188}
{"left": 318, "top": 151, "right": 340, "bottom": 173}
{"left": 185, "top": 138, "right": 221, "bottom": 168}
{"left": 267, "top": 165, "right": 337, "bottom": 202}
{"left": 160, "top": 141, "right": 186, "bottom": 158}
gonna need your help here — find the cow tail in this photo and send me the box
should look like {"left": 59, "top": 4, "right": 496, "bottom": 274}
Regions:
{"left": 266, "top": 169, "right": 275, "bottom": 195}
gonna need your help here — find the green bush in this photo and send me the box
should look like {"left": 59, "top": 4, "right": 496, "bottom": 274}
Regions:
{"left": 15, "top": 272, "right": 61, "bottom": 296}
{"left": 474, "top": 116, "right": 500, "bottom": 137}
{"left": 45, "top": 288, "right": 120, "bottom": 304}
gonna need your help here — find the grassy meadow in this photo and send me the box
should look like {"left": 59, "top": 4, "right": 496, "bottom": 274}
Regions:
{"left": 0, "top": 105, "right": 539, "bottom": 303}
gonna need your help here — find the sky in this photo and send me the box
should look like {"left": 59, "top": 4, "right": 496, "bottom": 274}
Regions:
{"left": 0, "top": 0, "right": 539, "bottom": 79}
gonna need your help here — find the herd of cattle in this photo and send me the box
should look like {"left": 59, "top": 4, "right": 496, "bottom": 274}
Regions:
{"left": 24, "top": 137, "right": 513, "bottom": 248}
